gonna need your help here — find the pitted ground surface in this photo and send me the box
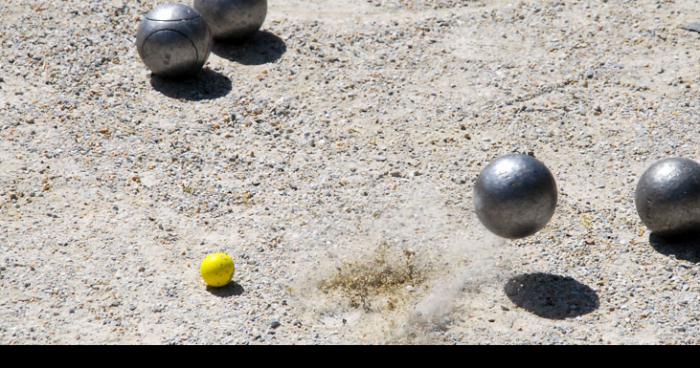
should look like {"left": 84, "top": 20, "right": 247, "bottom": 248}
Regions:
{"left": 2, "top": 0, "right": 700, "bottom": 344}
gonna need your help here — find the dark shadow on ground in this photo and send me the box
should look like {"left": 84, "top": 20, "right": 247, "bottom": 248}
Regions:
{"left": 504, "top": 273, "right": 599, "bottom": 320}
{"left": 650, "top": 232, "right": 700, "bottom": 263}
{"left": 207, "top": 282, "right": 245, "bottom": 298}
{"left": 213, "top": 30, "right": 287, "bottom": 65}
{"left": 150, "top": 68, "right": 232, "bottom": 101}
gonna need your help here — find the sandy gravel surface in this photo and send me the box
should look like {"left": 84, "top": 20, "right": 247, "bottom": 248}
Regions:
{"left": 2, "top": 0, "right": 700, "bottom": 344}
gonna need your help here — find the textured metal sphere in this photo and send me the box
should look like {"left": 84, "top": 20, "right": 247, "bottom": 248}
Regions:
{"left": 193, "top": 0, "right": 267, "bottom": 40}
{"left": 635, "top": 158, "right": 700, "bottom": 236}
{"left": 136, "top": 4, "right": 212, "bottom": 78}
{"left": 474, "top": 154, "right": 558, "bottom": 239}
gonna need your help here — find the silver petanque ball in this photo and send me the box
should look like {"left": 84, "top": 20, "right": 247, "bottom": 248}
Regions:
{"left": 193, "top": 0, "right": 267, "bottom": 41}
{"left": 635, "top": 158, "right": 700, "bottom": 236}
{"left": 136, "top": 4, "right": 212, "bottom": 78}
{"left": 474, "top": 154, "right": 558, "bottom": 239}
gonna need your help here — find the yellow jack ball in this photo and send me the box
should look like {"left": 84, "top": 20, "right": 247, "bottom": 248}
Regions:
{"left": 200, "top": 253, "right": 235, "bottom": 287}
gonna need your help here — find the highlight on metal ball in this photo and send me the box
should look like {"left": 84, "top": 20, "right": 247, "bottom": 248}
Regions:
{"left": 635, "top": 157, "right": 700, "bottom": 237}
{"left": 474, "top": 153, "right": 558, "bottom": 239}
{"left": 193, "top": 0, "right": 268, "bottom": 41}
{"left": 136, "top": 3, "right": 212, "bottom": 78}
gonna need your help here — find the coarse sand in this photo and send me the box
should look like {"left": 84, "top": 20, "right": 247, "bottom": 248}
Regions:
{"left": 2, "top": 0, "right": 700, "bottom": 344}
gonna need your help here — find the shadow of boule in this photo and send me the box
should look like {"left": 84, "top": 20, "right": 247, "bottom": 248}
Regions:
{"left": 212, "top": 30, "right": 287, "bottom": 65}
{"left": 150, "top": 68, "right": 232, "bottom": 101}
{"left": 504, "top": 272, "right": 599, "bottom": 320}
{"left": 649, "top": 232, "right": 700, "bottom": 263}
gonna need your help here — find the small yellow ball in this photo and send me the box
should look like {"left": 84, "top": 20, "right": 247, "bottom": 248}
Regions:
{"left": 200, "top": 253, "right": 235, "bottom": 287}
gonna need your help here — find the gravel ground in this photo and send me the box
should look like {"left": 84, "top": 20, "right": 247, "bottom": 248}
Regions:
{"left": 2, "top": 0, "right": 700, "bottom": 344}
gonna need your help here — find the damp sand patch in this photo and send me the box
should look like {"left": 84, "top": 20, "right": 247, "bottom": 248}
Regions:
{"left": 317, "top": 244, "right": 429, "bottom": 313}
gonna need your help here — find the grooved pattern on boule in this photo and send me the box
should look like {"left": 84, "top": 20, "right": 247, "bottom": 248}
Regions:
{"left": 136, "top": 3, "right": 212, "bottom": 78}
